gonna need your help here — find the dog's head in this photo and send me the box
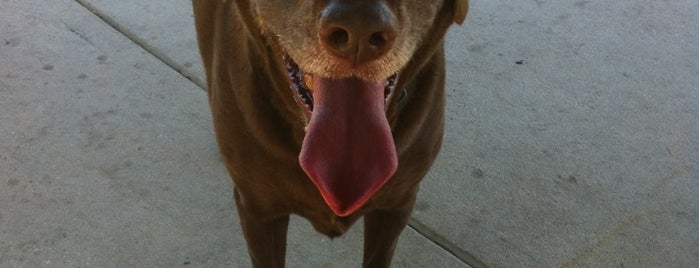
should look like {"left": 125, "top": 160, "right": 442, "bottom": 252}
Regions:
{"left": 250, "top": 0, "right": 468, "bottom": 216}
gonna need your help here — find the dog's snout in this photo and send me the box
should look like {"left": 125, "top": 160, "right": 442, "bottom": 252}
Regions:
{"left": 319, "top": 1, "right": 398, "bottom": 65}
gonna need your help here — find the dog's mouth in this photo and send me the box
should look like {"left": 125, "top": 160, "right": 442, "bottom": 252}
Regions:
{"left": 282, "top": 53, "right": 399, "bottom": 217}
{"left": 283, "top": 54, "right": 397, "bottom": 115}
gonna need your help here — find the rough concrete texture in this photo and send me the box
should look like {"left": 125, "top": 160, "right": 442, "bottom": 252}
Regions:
{"left": 429, "top": 1, "right": 698, "bottom": 267}
{"left": 1, "top": 0, "right": 697, "bottom": 268}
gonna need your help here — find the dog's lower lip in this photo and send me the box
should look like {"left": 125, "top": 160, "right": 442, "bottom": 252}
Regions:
{"left": 282, "top": 54, "right": 397, "bottom": 114}
{"left": 283, "top": 54, "right": 315, "bottom": 111}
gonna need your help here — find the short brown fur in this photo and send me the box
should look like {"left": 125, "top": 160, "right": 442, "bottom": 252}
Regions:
{"left": 193, "top": 0, "right": 468, "bottom": 267}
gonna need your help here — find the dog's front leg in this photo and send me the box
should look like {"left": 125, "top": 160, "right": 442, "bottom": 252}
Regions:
{"left": 234, "top": 187, "right": 289, "bottom": 268}
{"left": 362, "top": 209, "right": 413, "bottom": 268}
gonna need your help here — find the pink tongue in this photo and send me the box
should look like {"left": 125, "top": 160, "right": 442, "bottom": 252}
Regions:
{"left": 299, "top": 77, "right": 398, "bottom": 217}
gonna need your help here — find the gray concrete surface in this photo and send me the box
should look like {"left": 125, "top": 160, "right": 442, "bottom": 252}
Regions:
{"left": 1, "top": 0, "right": 696, "bottom": 267}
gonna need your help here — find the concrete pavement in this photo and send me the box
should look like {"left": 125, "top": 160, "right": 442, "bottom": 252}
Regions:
{"left": 1, "top": 0, "right": 696, "bottom": 267}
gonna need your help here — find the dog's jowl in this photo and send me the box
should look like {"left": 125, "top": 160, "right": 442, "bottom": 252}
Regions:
{"left": 193, "top": 0, "right": 467, "bottom": 267}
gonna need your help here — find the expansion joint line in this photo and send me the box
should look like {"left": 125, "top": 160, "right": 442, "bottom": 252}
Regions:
{"left": 408, "top": 218, "right": 490, "bottom": 268}
{"left": 73, "top": 0, "right": 205, "bottom": 89}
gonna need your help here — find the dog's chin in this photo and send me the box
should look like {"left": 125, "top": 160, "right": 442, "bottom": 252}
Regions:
{"left": 282, "top": 53, "right": 398, "bottom": 118}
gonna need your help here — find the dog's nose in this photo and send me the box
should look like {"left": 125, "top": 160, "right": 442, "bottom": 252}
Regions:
{"left": 319, "top": 1, "right": 398, "bottom": 65}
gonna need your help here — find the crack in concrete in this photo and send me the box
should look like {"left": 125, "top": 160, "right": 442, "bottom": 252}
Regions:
{"left": 409, "top": 218, "right": 490, "bottom": 268}
{"left": 72, "top": 0, "right": 206, "bottom": 90}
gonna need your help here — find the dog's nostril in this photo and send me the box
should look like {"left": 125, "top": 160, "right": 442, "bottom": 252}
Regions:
{"left": 327, "top": 27, "right": 350, "bottom": 48}
{"left": 368, "top": 32, "right": 387, "bottom": 48}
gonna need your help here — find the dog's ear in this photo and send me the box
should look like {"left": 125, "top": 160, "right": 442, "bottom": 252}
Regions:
{"left": 453, "top": 0, "right": 468, "bottom": 25}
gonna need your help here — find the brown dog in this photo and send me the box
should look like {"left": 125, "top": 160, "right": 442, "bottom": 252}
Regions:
{"left": 193, "top": 0, "right": 467, "bottom": 267}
